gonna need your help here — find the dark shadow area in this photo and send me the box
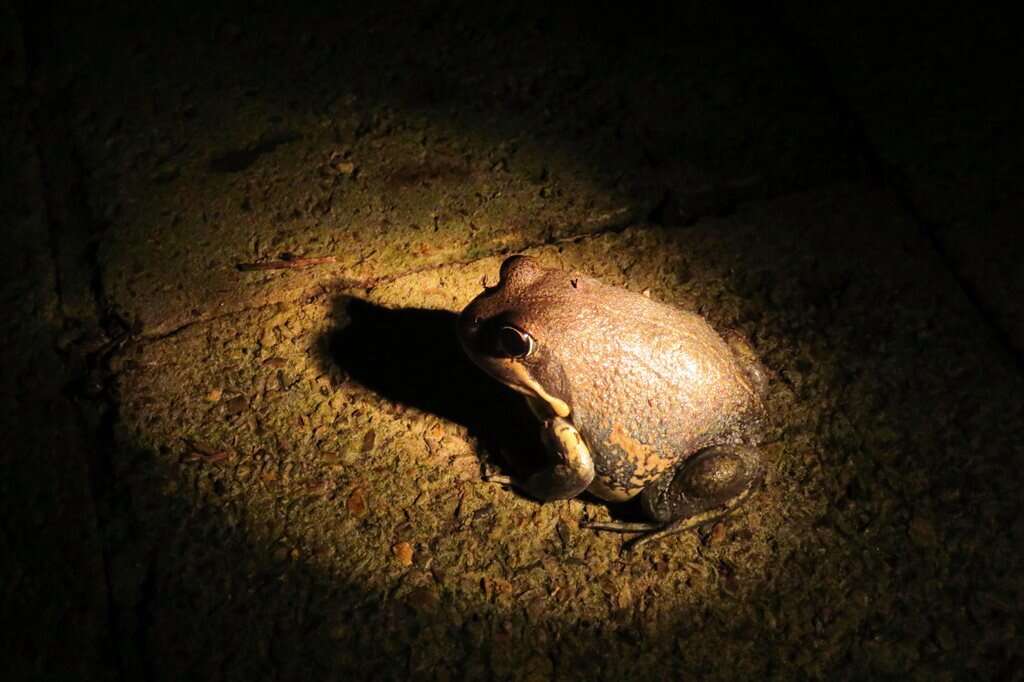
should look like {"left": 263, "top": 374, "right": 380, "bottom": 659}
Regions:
{"left": 315, "top": 297, "right": 541, "bottom": 470}
{"left": 24, "top": 0, "right": 872, "bottom": 268}
{"left": 68, "top": 439, "right": 720, "bottom": 682}
{"left": 83, "top": 444, "right": 547, "bottom": 681}
{"left": 311, "top": 296, "right": 646, "bottom": 519}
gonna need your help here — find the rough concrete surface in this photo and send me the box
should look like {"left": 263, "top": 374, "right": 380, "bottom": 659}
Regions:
{"left": 778, "top": 1, "right": 1024, "bottom": 353}
{"left": 4, "top": 1, "right": 1022, "bottom": 681}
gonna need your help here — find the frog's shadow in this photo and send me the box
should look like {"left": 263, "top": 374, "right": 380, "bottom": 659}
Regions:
{"left": 313, "top": 296, "right": 646, "bottom": 522}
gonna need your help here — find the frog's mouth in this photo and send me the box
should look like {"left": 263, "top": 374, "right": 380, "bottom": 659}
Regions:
{"left": 500, "top": 360, "right": 572, "bottom": 418}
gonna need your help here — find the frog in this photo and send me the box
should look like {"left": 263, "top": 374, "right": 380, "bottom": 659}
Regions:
{"left": 457, "top": 255, "right": 769, "bottom": 551}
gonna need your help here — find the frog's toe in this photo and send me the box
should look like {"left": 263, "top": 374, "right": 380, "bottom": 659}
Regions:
{"left": 483, "top": 472, "right": 515, "bottom": 486}
{"left": 723, "top": 330, "right": 770, "bottom": 397}
{"left": 580, "top": 519, "right": 661, "bottom": 533}
{"left": 621, "top": 507, "right": 732, "bottom": 553}
{"left": 480, "top": 462, "right": 514, "bottom": 485}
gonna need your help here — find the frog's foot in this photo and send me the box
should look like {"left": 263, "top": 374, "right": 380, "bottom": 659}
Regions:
{"left": 624, "top": 503, "right": 743, "bottom": 553}
{"left": 583, "top": 512, "right": 734, "bottom": 556}
{"left": 519, "top": 417, "right": 595, "bottom": 500}
{"left": 480, "top": 462, "right": 514, "bottom": 486}
{"left": 482, "top": 417, "right": 595, "bottom": 501}
{"left": 723, "top": 330, "right": 769, "bottom": 397}
{"left": 622, "top": 445, "right": 763, "bottom": 552}
{"left": 580, "top": 520, "right": 661, "bottom": 533}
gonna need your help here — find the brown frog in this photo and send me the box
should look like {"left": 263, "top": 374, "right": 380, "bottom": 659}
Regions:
{"left": 457, "top": 255, "right": 768, "bottom": 550}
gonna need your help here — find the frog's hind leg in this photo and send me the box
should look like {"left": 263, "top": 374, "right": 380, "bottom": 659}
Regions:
{"left": 636, "top": 444, "right": 762, "bottom": 550}
{"left": 585, "top": 445, "right": 763, "bottom": 551}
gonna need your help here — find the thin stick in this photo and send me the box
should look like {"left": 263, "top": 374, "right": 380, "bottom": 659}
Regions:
{"left": 236, "top": 256, "right": 338, "bottom": 271}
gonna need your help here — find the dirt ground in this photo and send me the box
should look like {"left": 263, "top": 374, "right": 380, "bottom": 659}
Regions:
{"left": 4, "top": 2, "right": 1022, "bottom": 680}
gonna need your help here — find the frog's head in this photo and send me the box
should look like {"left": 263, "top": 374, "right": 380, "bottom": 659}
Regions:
{"left": 457, "top": 255, "right": 573, "bottom": 419}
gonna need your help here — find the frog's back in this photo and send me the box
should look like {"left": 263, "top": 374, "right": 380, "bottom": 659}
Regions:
{"left": 548, "top": 273, "right": 762, "bottom": 500}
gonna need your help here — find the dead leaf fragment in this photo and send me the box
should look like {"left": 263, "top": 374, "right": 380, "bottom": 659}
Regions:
{"left": 393, "top": 541, "right": 413, "bottom": 566}
{"left": 707, "top": 522, "right": 727, "bottom": 546}
{"left": 185, "top": 449, "right": 231, "bottom": 463}
{"left": 182, "top": 438, "right": 231, "bottom": 463}
{"left": 346, "top": 488, "right": 367, "bottom": 516}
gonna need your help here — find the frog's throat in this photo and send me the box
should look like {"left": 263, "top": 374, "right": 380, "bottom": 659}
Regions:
{"left": 502, "top": 360, "right": 571, "bottom": 418}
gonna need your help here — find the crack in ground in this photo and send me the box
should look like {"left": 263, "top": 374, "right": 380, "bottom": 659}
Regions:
{"left": 890, "top": 201, "right": 1024, "bottom": 374}
{"left": 121, "top": 175, "right": 868, "bottom": 351}
{"left": 762, "top": 5, "right": 1024, "bottom": 376}
{"left": 18, "top": 3, "right": 132, "bottom": 681}
{"left": 128, "top": 212, "right": 647, "bottom": 346}
{"left": 129, "top": 177, "right": 871, "bottom": 358}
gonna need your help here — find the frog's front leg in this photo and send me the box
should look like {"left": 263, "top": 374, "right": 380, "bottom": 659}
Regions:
{"left": 485, "top": 416, "right": 595, "bottom": 501}
{"left": 585, "top": 445, "right": 763, "bottom": 551}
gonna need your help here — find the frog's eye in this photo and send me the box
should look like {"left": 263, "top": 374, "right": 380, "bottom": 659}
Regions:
{"left": 498, "top": 326, "right": 535, "bottom": 359}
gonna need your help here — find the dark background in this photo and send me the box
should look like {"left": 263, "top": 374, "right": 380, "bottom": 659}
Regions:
{"left": 3, "top": 1, "right": 1022, "bottom": 680}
